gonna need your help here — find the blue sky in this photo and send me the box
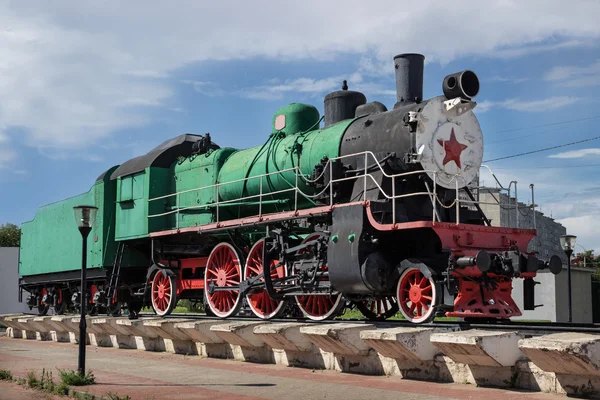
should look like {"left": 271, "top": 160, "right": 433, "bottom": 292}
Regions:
{"left": 1, "top": 1, "right": 599, "bottom": 253}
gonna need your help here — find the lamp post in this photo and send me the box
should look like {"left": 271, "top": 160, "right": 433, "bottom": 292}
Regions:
{"left": 560, "top": 234, "right": 577, "bottom": 323}
{"left": 73, "top": 205, "right": 98, "bottom": 376}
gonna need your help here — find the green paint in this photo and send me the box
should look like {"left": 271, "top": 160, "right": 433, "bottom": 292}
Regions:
{"left": 19, "top": 166, "right": 119, "bottom": 276}
{"left": 217, "top": 118, "right": 355, "bottom": 217}
{"left": 348, "top": 233, "right": 356, "bottom": 243}
{"left": 170, "top": 148, "right": 237, "bottom": 228}
{"left": 331, "top": 235, "right": 339, "bottom": 243}
{"left": 271, "top": 103, "right": 320, "bottom": 135}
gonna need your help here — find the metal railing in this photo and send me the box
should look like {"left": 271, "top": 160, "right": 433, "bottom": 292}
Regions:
{"left": 147, "top": 151, "right": 523, "bottom": 229}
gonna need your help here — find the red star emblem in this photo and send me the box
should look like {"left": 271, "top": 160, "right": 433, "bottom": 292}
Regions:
{"left": 437, "top": 128, "right": 468, "bottom": 168}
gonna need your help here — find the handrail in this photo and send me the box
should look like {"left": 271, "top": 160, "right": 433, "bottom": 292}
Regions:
{"left": 147, "top": 150, "right": 529, "bottom": 230}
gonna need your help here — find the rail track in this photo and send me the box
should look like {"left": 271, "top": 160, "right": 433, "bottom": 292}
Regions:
{"left": 130, "top": 312, "right": 600, "bottom": 334}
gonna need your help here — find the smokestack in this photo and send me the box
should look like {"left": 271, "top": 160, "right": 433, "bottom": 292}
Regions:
{"left": 393, "top": 53, "right": 424, "bottom": 108}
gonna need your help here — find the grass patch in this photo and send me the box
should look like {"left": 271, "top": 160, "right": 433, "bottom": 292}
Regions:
{"left": 0, "top": 369, "right": 12, "bottom": 381}
{"left": 22, "top": 369, "right": 70, "bottom": 396}
{"left": 336, "top": 307, "right": 458, "bottom": 322}
{"left": 59, "top": 369, "right": 96, "bottom": 386}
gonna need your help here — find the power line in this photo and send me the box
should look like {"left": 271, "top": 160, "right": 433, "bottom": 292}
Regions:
{"left": 483, "top": 135, "right": 600, "bottom": 163}
{"left": 491, "top": 163, "right": 600, "bottom": 170}
{"left": 489, "top": 115, "right": 600, "bottom": 134}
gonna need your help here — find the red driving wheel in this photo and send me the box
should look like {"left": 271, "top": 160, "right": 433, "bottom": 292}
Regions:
{"left": 151, "top": 271, "right": 177, "bottom": 316}
{"left": 243, "top": 239, "right": 287, "bottom": 319}
{"left": 396, "top": 267, "right": 437, "bottom": 323}
{"left": 204, "top": 242, "right": 243, "bottom": 318}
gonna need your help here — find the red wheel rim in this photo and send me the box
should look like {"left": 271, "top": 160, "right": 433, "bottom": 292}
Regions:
{"left": 205, "top": 243, "right": 242, "bottom": 318}
{"left": 151, "top": 273, "right": 174, "bottom": 315}
{"left": 397, "top": 268, "right": 435, "bottom": 323}
{"left": 244, "top": 239, "right": 287, "bottom": 319}
{"left": 357, "top": 296, "right": 399, "bottom": 320}
{"left": 294, "top": 234, "right": 342, "bottom": 321}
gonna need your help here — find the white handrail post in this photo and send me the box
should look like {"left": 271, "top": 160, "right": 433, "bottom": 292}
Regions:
{"left": 455, "top": 178, "right": 460, "bottom": 225}
{"left": 176, "top": 193, "right": 180, "bottom": 229}
{"left": 329, "top": 160, "right": 334, "bottom": 207}
{"left": 392, "top": 176, "right": 396, "bottom": 224}
{"left": 294, "top": 167, "right": 298, "bottom": 211}
{"left": 363, "top": 152, "right": 368, "bottom": 201}
{"left": 216, "top": 183, "right": 220, "bottom": 223}
{"left": 515, "top": 181, "right": 519, "bottom": 228}
{"left": 433, "top": 173, "right": 437, "bottom": 223}
{"left": 259, "top": 176, "right": 263, "bottom": 217}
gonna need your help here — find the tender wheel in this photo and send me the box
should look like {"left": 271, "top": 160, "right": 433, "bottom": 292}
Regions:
{"left": 52, "top": 288, "right": 66, "bottom": 315}
{"left": 151, "top": 271, "right": 177, "bottom": 316}
{"left": 355, "top": 296, "right": 399, "bottom": 321}
{"left": 396, "top": 267, "right": 437, "bottom": 324}
{"left": 37, "top": 288, "right": 50, "bottom": 316}
{"left": 294, "top": 233, "right": 344, "bottom": 321}
{"left": 204, "top": 242, "right": 243, "bottom": 318}
{"left": 243, "top": 239, "right": 287, "bottom": 319}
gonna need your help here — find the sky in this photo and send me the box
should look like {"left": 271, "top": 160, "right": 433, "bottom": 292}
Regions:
{"left": 0, "top": 0, "right": 599, "bottom": 254}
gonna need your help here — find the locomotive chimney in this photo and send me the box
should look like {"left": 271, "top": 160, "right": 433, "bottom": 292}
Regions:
{"left": 393, "top": 53, "right": 424, "bottom": 108}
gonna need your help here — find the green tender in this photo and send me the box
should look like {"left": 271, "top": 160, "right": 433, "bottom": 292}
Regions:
{"left": 19, "top": 167, "right": 119, "bottom": 276}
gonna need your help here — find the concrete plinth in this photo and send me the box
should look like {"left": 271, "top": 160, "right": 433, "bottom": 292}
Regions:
{"left": 211, "top": 321, "right": 272, "bottom": 363}
{"left": 519, "top": 332, "right": 600, "bottom": 376}
{"left": 360, "top": 327, "right": 441, "bottom": 361}
{"left": 360, "top": 327, "right": 443, "bottom": 380}
{"left": 91, "top": 318, "right": 136, "bottom": 349}
{"left": 253, "top": 323, "right": 318, "bottom": 368}
{"left": 47, "top": 316, "right": 74, "bottom": 342}
{"left": 17, "top": 316, "right": 41, "bottom": 340}
{"left": 115, "top": 318, "right": 160, "bottom": 351}
{"left": 143, "top": 318, "right": 196, "bottom": 354}
{"left": 431, "top": 329, "right": 524, "bottom": 367}
{"left": 30, "top": 316, "right": 55, "bottom": 341}
{"left": 173, "top": 320, "right": 231, "bottom": 358}
{"left": 518, "top": 332, "right": 600, "bottom": 398}
{"left": 300, "top": 323, "right": 381, "bottom": 374}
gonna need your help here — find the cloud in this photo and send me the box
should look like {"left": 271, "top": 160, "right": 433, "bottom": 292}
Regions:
{"left": 239, "top": 73, "right": 363, "bottom": 100}
{"left": 477, "top": 96, "right": 579, "bottom": 113}
{"left": 548, "top": 148, "right": 600, "bottom": 159}
{"left": 0, "top": 0, "right": 598, "bottom": 159}
{"left": 489, "top": 76, "right": 529, "bottom": 84}
{"left": 182, "top": 80, "right": 226, "bottom": 97}
{"left": 557, "top": 215, "right": 600, "bottom": 253}
{"left": 545, "top": 59, "right": 600, "bottom": 87}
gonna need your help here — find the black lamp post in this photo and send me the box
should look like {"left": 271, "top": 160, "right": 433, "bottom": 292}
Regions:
{"left": 559, "top": 234, "right": 577, "bottom": 323}
{"left": 73, "top": 205, "right": 98, "bottom": 376}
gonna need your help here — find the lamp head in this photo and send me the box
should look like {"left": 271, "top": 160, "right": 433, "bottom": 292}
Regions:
{"left": 559, "top": 234, "right": 577, "bottom": 252}
{"left": 73, "top": 206, "right": 98, "bottom": 230}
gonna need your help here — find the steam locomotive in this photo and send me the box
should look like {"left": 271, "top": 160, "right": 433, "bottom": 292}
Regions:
{"left": 19, "top": 53, "right": 562, "bottom": 322}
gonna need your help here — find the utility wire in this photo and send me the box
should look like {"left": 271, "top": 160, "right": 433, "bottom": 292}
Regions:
{"left": 484, "top": 135, "right": 600, "bottom": 163}
{"left": 489, "top": 115, "right": 600, "bottom": 134}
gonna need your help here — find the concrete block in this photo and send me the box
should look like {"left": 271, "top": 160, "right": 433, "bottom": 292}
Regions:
{"left": 210, "top": 321, "right": 272, "bottom": 363}
{"left": 16, "top": 316, "right": 41, "bottom": 340}
{"left": 143, "top": 318, "right": 196, "bottom": 355}
{"left": 360, "top": 327, "right": 442, "bottom": 361}
{"left": 299, "top": 323, "right": 375, "bottom": 356}
{"left": 91, "top": 317, "right": 136, "bottom": 349}
{"left": 47, "top": 316, "right": 75, "bottom": 342}
{"left": 431, "top": 329, "right": 525, "bottom": 367}
{"left": 7, "top": 327, "right": 22, "bottom": 338}
{"left": 116, "top": 318, "right": 161, "bottom": 351}
{"left": 519, "top": 332, "right": 600, "bottom": 376}
{"left": 253, "top": 322, "right": 313, "bottom": 352}
{"left": 173, "top": 320, "right": 231, "bottom": 358}
{"left": 252, "top": 322, "right": 320, "bottom": 368}
{"left": 299, "top": 323, "right": 383, "bottom": 375}
{"left": 48, "top": 316, "right": 74, "bottom": 335}
{"left": 30, "top": 316, "right": 54, "bottom": 341}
